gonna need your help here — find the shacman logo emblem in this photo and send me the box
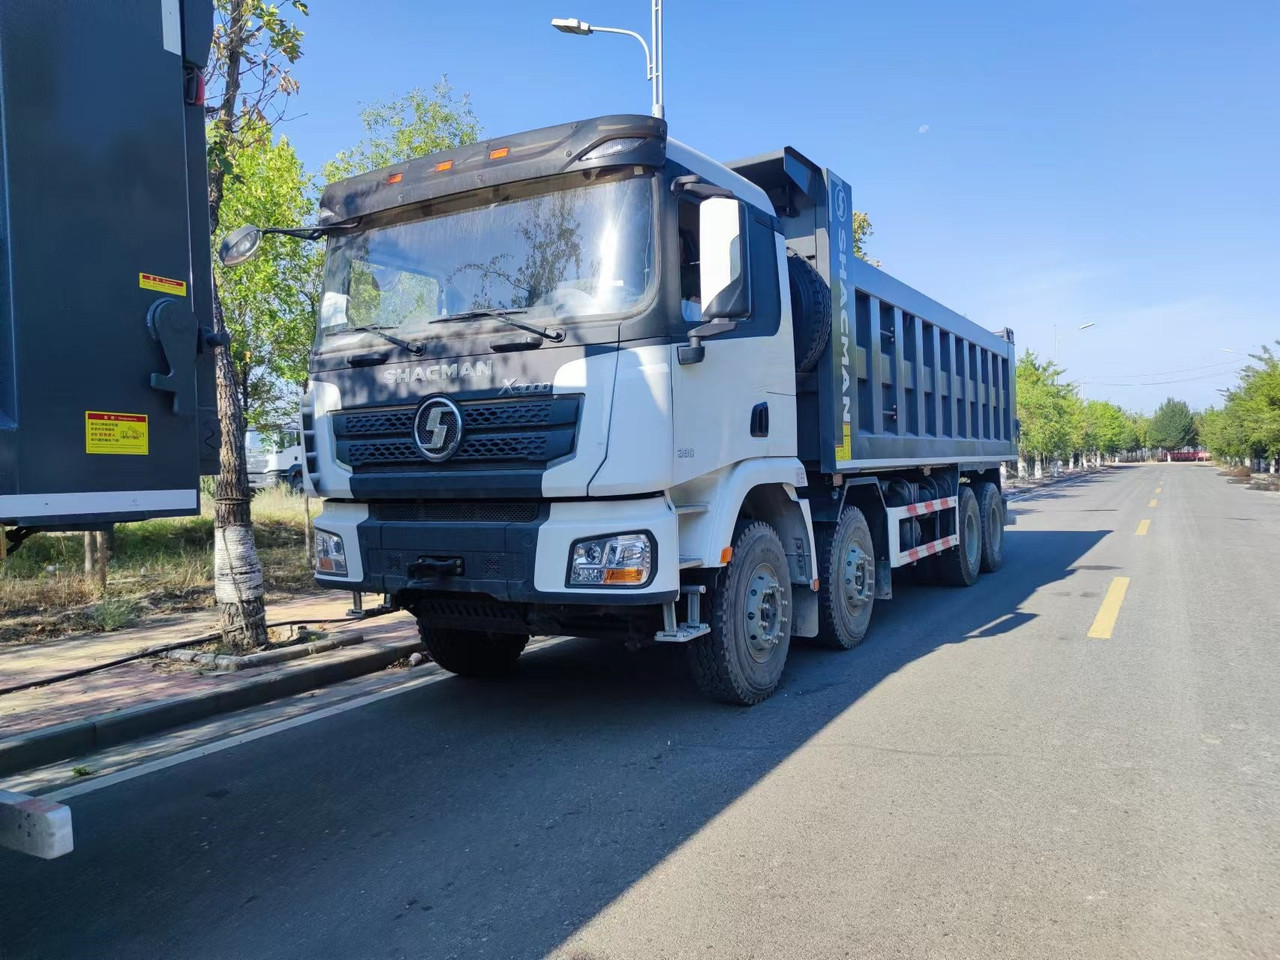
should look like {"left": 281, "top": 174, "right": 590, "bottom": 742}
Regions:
{"left": 413, "top": 396, "right": 463, "bottom": 462}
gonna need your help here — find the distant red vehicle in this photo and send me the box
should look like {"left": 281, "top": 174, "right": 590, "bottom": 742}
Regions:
{"left": 1166, "top": 449, "right": 1211, "bottom": 461}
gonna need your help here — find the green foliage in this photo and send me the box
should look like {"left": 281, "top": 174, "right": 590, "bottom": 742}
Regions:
{"left": 1015, "top": 350, "right": 1142, "bottom": 464}
{"left": 851, "top": 211, "right": 879, "bottom": 267}
{"left": 92, "top": 596, "right": 140, "bottom": 632}
{"left": 1200, "top": 342, "right": 1280, "bottom": 465}
{"left": 1147, "top": 397, "right": 1197, "bottom": 451}
{"left": 205, "top": 0, "right": 310, "bottom": 228}
{"left": 324, "top": 80, "right": 482, "bottom": 181}
{"left": 214, "top": 127, "right": 320, "bottom": 429}
{"left": 1016, "top": 351, "right": 1074, "bottom": 458}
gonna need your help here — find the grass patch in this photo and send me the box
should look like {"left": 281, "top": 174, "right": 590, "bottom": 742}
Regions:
{"left": 1, "top": 485, "right": 316, "bottom": 645}
{"left": 1220, "top": 465, "right": 1254, "bottom": 480}
{"left": 71, "top": 765, "right": 93, "bottom": 778}
{"left": 91, "top": 596, "right": 140, "bottom": 632}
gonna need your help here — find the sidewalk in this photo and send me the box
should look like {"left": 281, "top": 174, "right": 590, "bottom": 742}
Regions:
{"left": 0, "top": 592, "right": 421, "bottom": 774}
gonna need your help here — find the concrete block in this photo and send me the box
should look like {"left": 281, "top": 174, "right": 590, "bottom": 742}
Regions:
{"left": 0, "top": 789, "right": 73, "bottom": 859}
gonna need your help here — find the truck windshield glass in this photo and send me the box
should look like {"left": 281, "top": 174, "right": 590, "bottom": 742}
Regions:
{"left": 318, "top": 170, "right": 654, "bottom": 343}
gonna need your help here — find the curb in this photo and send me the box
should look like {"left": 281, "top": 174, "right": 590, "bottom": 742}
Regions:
{"left": 161, "top": 631, "right": 367, "bottom": 670}
{"left": 0, "top": 637, "right": 423, "bottom": 778}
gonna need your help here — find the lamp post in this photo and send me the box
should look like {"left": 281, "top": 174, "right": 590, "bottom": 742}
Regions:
{"left": 1053, "top": 321, "right": 1095, "bottom": 361}
{"left": 551, "top": 1, "right": 664, "bottom": 119}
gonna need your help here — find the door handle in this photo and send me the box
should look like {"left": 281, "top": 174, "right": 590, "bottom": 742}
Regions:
{"left": 750, "top": 401, "right": 769, "bottom": 438}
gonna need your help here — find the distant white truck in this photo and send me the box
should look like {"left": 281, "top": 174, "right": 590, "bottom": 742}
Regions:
{"left": 246, "top": 428, "right": 304, "bottom": 493}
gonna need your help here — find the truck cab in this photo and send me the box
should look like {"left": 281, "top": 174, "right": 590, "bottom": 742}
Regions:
{"left": 286, "top": 115, "right": 1016, "bottom": 704}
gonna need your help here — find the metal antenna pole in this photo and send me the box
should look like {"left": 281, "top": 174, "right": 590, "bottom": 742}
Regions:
{"left": 651, "top": 0, "right": 664, "bottom": 118}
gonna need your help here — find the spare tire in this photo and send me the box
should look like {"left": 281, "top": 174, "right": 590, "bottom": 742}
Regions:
{"left": 787, "top": 249, "right": 831, "bottom": 374}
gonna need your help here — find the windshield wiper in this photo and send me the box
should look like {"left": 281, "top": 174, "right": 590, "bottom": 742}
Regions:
{"left": 342, "top": 326, "right": 425, "bottom": 356}
{"left": 432, "top": 308, "right": 566, "bottom": 343}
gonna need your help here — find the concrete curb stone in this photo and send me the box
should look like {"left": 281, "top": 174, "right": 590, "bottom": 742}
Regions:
{"left": 0, "top": 637, "right": 423, "bottom": 778}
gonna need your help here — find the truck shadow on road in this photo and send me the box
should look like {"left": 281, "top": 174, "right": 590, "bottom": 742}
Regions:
{"left": 1, "top": 530, "right": 1109, "bottom": 960}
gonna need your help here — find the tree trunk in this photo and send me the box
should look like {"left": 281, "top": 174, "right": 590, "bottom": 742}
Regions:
{"left": 303, "top": 494, "right": 314, "bottom": 566}
{"left": 1034, "top": 455, "right": 1043, "bottom": 480}
{"left": 94, "top": 529, "right": 109, "bottom": 597}
{"left": 83, "top": 531, "right": 94, "bottom": 577}
{"left": 212, "top": 289, "right": 267, "bottom": 652}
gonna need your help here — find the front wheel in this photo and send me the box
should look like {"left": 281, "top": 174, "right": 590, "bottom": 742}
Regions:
{"left": 415, "top": 620, "right": 528, "bottom": 677}
{"left": 688, "top": 521, "right": 793, "bottom": 705}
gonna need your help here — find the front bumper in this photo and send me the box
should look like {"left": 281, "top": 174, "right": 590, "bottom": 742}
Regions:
{"left": 312, "top": 496, "right": 680, "bottom": 605}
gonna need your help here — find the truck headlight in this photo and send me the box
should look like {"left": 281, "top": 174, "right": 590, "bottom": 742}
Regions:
{"left": 568, "top": 532, "right": 653, "bottom": 587}
{"left": 314, "top": 529, "right": 348, "bottom": 576}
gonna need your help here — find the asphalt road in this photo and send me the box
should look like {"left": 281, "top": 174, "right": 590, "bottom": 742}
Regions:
{"left": 2, "top": 464, "right": 1277, "bottom": 960}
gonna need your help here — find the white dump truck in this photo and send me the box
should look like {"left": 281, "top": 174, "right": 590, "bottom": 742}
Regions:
{"left": 222, "top": 115, "right": 1017, "bottom": 705}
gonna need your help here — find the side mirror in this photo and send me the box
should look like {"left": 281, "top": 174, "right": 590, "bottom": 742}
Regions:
{"left": 218, "top": 224, "right": 263, "bottom": 267}
{"left": 698, "top": 197, "right": 752, "bottom": 321}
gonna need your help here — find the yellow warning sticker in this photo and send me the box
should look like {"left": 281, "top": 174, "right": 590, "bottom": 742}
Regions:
{"left": 835, "top": 423, "right": 852, "bottom": 463}
{"left": 85, "top": 411, "right": 149, "bottom": 456}
{"left": 139, "top": 272, "right": 187, "bottom": 296}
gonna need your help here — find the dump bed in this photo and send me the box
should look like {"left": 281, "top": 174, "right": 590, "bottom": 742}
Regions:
{"left": 730, "top": 149, "right": 1017, "bottom": 474}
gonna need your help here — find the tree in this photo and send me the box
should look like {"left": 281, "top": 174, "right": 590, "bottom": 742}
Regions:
{"left": 1202, "top": 342, "right": 1280, "bottom": 471}
{"left": 215, "top": 127, "right": 319, "bottom": 431}
{"left": 205, "top": 0, "right": 308, "bottom": 651}
{"left": 324, "top": 81, "right": 482, "bottom": 182}
{"left": 851, "top": 211, "right": 879, "bottom": 267}
{"left": 1147, "top": 397, "right": 1197, "bottom": 453}
{"left": 1015, "top": 350, "right": 1075, "bottom": 476}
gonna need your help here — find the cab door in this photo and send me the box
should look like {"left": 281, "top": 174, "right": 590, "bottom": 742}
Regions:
{"left": 671, "top": 196, "right": 795, "bottom": 484}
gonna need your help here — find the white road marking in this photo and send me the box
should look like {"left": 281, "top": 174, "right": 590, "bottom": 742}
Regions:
{"left": 44, "top": 636, "right": 574, "bottom": 802}
{"left": 1008, "top": 471, "right": 1099, "bottom": 502}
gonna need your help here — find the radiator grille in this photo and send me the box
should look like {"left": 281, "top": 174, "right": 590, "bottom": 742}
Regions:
{"left": 332, "top": 394, "right": 580, "bottom": 472}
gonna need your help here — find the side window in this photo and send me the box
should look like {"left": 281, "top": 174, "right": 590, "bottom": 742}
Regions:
{"left": 675, "top": 196, "right": 779, "bottom": 334}
{"left": 745, "top": 214, "right": 780, "bottom": 334}
{"left": 678, "top": 198, "right": 701, "bottom": 323}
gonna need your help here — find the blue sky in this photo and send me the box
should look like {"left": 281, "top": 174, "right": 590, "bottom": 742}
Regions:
{"left": 279, "top": 0, "right": 1278, "bottom": 413}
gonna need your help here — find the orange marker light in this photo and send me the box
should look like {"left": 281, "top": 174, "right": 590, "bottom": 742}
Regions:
{"left": 603, "top": 568, "right": 645, "bottom": 585}
{"left": 489, "top": 147, "right": 509, "bottom": 160}
{"left": 386, "top": 172, "right": 403, "bottom": 184}
{"left": 434, "top": 160, "right": 453, "bottom": 172}
{"left": 720, "top": 546, "right": 734, "bottom": 564}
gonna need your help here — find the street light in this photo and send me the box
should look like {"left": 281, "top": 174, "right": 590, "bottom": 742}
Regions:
{"left": 551, "top": 2, "right": 664, "bottom": 119}
{"left": 1054, "top": 321, "right": 1095, "bottom": 359}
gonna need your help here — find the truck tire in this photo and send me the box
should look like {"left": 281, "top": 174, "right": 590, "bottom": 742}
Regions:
{"left": 688, "top": 521, "right": 793, "bottom": 705}
{"left": 977, "top": 481, "right": 1004, "bottom": 573}
{"left": 415, "top": 621, "right": 528, "bottom": 677}
{"left": 937, "top": 485, "right": 981, "bottom": 587}
{"left": 288, "top": 469, "right": 304, "bottom": 495}
{"left": 814, "top": 506, "right": 876, "bottom": 649}
{"left": 787, "top": 249, "right": 831, "bottom": 375}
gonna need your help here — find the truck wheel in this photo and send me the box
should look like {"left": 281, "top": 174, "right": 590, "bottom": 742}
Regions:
{"left": 787, "top": 249, "right": 831, "bottom": 374}
{"left": 688, "top": 521, "right": 793, "bottom": 705}
{"left": 977, "top": 482, "right": 1004, "bottom": 573}
{"left": 289, "top": 470, "right": 304, "bottom": 495}
{"left": 415, "top": 621, "right": 528, "bottom": 677}
{"left": 814, "top": 506, "right": 876, "bottom": 649}
{"left": 937, "top": 485, "right": 981, "bottom": 587}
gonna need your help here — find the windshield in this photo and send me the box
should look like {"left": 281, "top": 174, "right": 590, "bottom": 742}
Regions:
{"left": 318, "top": 169, "right": 655, "bottom": 343}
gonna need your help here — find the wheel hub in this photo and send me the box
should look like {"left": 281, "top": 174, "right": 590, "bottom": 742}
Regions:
{"left": 744, "top": 563, "right": 784, "bottom": 662}
{"left": 843, "top": 544, "right": 874, "bottom": 610}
